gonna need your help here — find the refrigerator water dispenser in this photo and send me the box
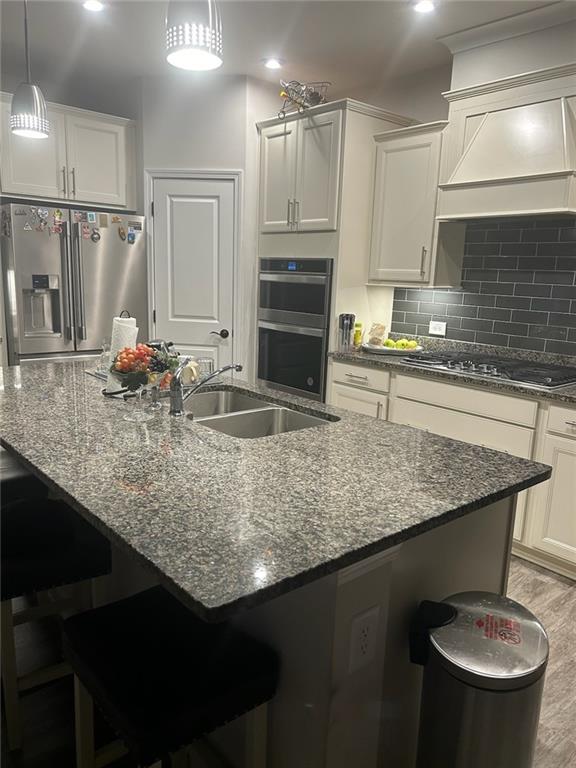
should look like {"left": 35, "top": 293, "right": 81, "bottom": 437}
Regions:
{"left": 23, "top": 275, "right": 62, "bottom": 338}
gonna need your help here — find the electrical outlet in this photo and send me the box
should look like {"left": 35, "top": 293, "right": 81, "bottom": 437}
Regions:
{"left": 429, "top": 320, "right": 447, "bottom": 337}
{"left": 349, "top": 606, "right": 380, "bottom": 673}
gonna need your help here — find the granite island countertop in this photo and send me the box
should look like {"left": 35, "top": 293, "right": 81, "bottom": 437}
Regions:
{"left": 331, "top": 349, "right": 576, "bottom": 405}
{"left": 0, "top": 361, "right": 551, "bottom": 621}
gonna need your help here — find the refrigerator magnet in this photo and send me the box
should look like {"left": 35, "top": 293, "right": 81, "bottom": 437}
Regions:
{"left": 54, "top": 209, "right": 63, "bottom": 221}
{"left": 118, "top": 226, "right": 127, "bottom": 241}
{"left": 82, "top": 224, "right": 91, "bottom": 239}
{"left": 23, "top": 222, "right": 32, "bottom": 231}
{"left": 87, "top": 212, "right": 97, "bottom": 224}
{"left": 111, "top": 215, "right": 122, "bottom": 224}
{"left": 91, "top": 229, "right": 101, "bottom": 243}
{"left": 99, "top": 214, "right": 108, "bottom": 227}
{"left": 127, "top": 232, "right": 136, "bottom": 245}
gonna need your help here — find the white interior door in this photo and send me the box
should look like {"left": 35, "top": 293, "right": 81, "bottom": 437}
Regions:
{"left": 152, "top": 176, "right": 235, "bottom": 367}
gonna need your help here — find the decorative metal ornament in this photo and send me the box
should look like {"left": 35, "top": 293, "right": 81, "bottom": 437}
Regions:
{"left": 166, "top": 0, "right": 223, "bottom": 71}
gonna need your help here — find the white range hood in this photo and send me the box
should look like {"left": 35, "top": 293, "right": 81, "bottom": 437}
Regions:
{"left": 437, "top": 88, "right": 576, "bottom": 220}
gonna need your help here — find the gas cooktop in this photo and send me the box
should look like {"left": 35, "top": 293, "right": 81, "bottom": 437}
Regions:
{"left": 402, "top": 352, "right": 576, "bottom": 390}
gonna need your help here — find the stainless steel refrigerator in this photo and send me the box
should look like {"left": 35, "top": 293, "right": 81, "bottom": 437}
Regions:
{"left": 1, "top": 204, "right": 147, "bottom": 365}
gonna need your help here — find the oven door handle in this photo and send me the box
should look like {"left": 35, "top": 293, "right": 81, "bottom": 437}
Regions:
{"left": 258, "top": 320, "right": 325, "bottom": 338}
{"left": 259, "top": 273, "right": 328, "bottom": 285}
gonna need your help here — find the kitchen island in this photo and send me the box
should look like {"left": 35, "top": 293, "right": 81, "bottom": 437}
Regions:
{"left": 0, "top": 361, "right": 551, "bottom": 768}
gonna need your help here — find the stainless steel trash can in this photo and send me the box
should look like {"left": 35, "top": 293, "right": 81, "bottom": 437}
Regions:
{"left": 410, "top": 591, "right": 549, "bottom": 768}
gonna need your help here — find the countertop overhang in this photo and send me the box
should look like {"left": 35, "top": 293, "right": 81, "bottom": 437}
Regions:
{"left": 0, "top": 362, "right": 551, "bottom": 620}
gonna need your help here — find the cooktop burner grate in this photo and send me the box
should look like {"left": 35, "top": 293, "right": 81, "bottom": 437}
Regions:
{"left": 401, "top": 353, "right": 576, "bottom": 389}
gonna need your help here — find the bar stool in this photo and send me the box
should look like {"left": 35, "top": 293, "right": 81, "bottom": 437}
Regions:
{"left": 62, "top": 585, "right": 280, "bottom": 768}
{"left": 0, "top": 447, "right": 49, "bottom": 504}
{"left": 1, "top": 493, "right": 112, "bottom": 752}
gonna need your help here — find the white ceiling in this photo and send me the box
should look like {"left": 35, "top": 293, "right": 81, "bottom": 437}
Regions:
{"left": 0, "top": 0, "right": 561, "bottom": 94}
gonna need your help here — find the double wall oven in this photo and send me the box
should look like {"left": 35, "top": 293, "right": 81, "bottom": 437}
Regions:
{"left": 257, "top": 258, "right": 333, "bottom": 401}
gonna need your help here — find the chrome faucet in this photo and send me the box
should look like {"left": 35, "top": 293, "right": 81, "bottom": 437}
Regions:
{"left": 169, "top": 360, "right": 243, "bottom": 417}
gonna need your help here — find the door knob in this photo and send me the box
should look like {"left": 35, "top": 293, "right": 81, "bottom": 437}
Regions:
{"left": 210, "top": 329, "right": 230, "bottom": 339}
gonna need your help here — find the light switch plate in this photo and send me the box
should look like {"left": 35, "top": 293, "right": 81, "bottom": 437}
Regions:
{"left": 429, "top": 320, "right": 447, "bottom": 337}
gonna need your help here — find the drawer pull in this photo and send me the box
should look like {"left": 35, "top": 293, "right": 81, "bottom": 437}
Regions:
{"left": 377, "top": 401, "right": 383, "bottom": 419}
{"left": 345, "top": 373, "right": 369, "bottom": 382}
{"left": 566, "top": 421, "right": 576, "bottom": 427}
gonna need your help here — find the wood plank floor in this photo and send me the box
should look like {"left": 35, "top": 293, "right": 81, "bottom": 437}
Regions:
{"left": 2, "top": 556, "right": 575, "bottom": 768}
{"left": 507, "top": 557, "right": 576, "bottom": 768}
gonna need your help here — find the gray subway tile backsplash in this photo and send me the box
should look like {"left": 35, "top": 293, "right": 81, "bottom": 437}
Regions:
{"left": 390, "top": 217, "right": 576, "bottom": 356}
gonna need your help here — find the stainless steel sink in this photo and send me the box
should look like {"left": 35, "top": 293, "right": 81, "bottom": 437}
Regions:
{"left": 185, "top": 390, "right": 271, "bottom": 419}
{"left": 196, "top": 407, "right": 332, "bottom": 439}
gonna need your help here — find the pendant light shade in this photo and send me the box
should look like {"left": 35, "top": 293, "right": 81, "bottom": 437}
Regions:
{"left": 166, "top": 0, "right": 223, "bottom": 71}
{"left": 11, "top": 0, "right": 49, "bottom": 139}
{"left": 11, "top": 82, "right": 49, "bottom": 139}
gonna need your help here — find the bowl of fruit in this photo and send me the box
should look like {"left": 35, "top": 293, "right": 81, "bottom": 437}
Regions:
{"left": 361, "top": 337, "right": 422, "bottom": 355}
{"left": 110, "top": 344, "right": 180, "bottom": 421}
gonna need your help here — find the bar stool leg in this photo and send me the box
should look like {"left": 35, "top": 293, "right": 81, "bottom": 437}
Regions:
{"left": 1, "top": 600, "right": 22, "bottom": 751}
{"left": 74, "top": 676, "right": 95, "bottom": 768}
{"left": 245, "top": 703, "right": 268, "bottom": 768}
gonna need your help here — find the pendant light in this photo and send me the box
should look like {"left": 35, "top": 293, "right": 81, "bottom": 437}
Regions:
{"left": 10, "top": 0, "right": 49, "bottom": 139}
{"left": 165, "top": 0, "right": 223, "bottom": 71}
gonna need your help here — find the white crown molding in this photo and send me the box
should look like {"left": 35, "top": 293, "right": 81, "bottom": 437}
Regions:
{"left": 256, "top": 98, "right": 415, "bottom": 130}
{"left": 439, "top": 170, "right": 575, "bottom": 189}
{"left": 438, "top": 2, "right": 576, "bottom": 54}
{"left": 374, "top": 120, "right": 448, "bottom": 142}
{"left": 442, "top": 62, "right": 576, "bottom": 102}
{"left": 343, "top": 99, "right": 416, "bottom": 126}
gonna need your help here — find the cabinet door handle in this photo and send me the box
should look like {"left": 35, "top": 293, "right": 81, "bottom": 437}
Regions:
{"left": 61, "top": 166, "right": 67, "bottom": 197}
{"left": 294, "top": 199, "right": 300, "bottom": 227}
{"left": 565, "top": 420, "right": 576, "bottom": 427}
{"left": 420, "top": 246, "right": 427, "bottom": 276}
{"left": 287, "top": 199, "right": 293, "bottom": 228}
{"left": 71, "top": 167, "right": 77, "bottom": 197}
{"left": 345, "top": 373, "right": 368, "bottom": 382}
{"left": 377, "top": 401, "right": 382, "bottom": 419}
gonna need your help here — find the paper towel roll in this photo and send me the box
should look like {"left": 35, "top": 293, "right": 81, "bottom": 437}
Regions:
{"left": 105, "top": 316, "right": 139, "bottom": 392}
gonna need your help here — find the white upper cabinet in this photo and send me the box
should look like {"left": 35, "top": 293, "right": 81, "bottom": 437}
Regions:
{"left": 0, "top": 99, "right": 67, "bottom": 199}
{"left": 0, "top": 93, "right": 132, "bottom": 208}
{"left": 259, "top": 121, "right": 298, "bottom": 233}
{"left": 368, "top": 121, "right": 465, "bottom": 286}
{"left": 295, "top": 110, "right": 342, "bottom": 231}
{"left": 258, "top": 108, "right": 342, "bottom": 233}
{"left": 369, "top": 124, "right": 442, "bottom": 283}
{"left": 65, "top": 113, "right": 127, "bottom": 206}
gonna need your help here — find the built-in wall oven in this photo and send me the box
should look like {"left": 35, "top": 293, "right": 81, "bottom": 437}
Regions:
{"left": 257, "top": 258, "right": 333, "bottom": 401}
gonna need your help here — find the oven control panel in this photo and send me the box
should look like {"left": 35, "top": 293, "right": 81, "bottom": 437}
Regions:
{"left": 260, "top": 258, "right": 332, "bottom": 275}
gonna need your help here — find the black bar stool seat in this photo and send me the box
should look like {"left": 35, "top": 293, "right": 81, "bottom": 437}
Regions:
{"left": 2, "top": 498, "right": 112, "bottom": 601}
{"left": 0, "top": 449, "right": 48, "bottom": 504}
{"left": 62, "top": 586, "right": 279, "bottom": 767}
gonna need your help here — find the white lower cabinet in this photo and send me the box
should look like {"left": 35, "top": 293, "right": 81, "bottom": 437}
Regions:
{"left": 389, "top": 396, "right": 532, "bottom": 542}
{"left": 527, "top": 409, "right": 576, "bottom": 568}
{"left": 330, "top": 382, "right": 387, "bottom": 419}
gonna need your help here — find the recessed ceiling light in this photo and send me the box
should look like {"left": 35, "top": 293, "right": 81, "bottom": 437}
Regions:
{"left": 413, "top": 0, "right": 435, "bottom": 12}
{"left": 263, "top": 58, "right": 284, "bottom": 70}
{"left": 83, "top": 0, "right": 104, "bottom": 11}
